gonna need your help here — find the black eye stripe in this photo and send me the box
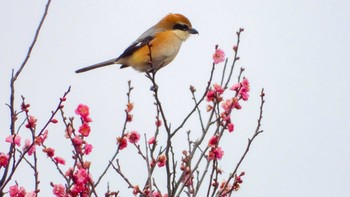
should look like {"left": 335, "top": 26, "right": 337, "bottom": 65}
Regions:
{"left": 173, "top": 23, "right": 189, "bottom": 31}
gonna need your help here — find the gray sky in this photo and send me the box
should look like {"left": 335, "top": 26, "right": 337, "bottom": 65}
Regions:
{"left": 1, "top": 0, "right": 350, "bottom": 196}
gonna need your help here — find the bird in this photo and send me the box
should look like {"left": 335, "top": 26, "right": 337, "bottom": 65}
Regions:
{"left": 75, "top": 13, "right": 198, "bottom": 73}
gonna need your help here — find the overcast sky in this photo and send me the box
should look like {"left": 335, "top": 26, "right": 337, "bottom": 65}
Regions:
{"left": 1, "top": 0, "right": 350, "bottom": 196}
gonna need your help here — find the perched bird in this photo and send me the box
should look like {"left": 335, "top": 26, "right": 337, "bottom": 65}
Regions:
{"left": 76, "top": 13, "right": 198, "bottom": 73}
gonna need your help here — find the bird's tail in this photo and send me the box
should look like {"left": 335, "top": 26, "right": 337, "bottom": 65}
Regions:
{"left": 75, "top": 58, "right": 117, "bottom": 73}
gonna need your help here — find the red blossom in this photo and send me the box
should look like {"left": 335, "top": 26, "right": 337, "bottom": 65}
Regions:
{"left": 54, "top": 157, "right": 66, "bottom": 165}
{"left": 5, "top": 135, "right": 21, "bottom": 146}
{"left": 43, "top": 147, "right": 55, "bottom": 157}
{"left": 51, "top": 119, "right": 58, "bottom": 124}
{"left": 206, "top": 84, "right": 224, "bottom": 102}
{"left": 72, "top": 136, "right": 83, "bottom": 146}
{"left": 0, "top": 152, "right": 9, "bottom": 168}
{"left": 25, "top": 115, "right": 37, "bottom": 129}
{"left": 84, "top": 143, "right": 93, "bottom": 155}
{"left": 155, "top": 119, "right": 162, "bottom": 127}
{"left": 132, "top": 185, "right": 140, "bottom": 196}
{"left": 23, "top": 139, "right": 36, "bottom": 156}
{"left": 9, "top": 185, "right": 26, "bottom": 197}
{"left": 126, "top": 102, "right": 134, "bottom": 112}
{"left": 208, "top": 135, "right": 220, "bottom": 147}
{"left": 127, "top": 131, "right": 140, "bottom": 144}
{"left": 126, "top": 113, "right": 133, "bottom": 122}
{"left": 75, "top": 104, "right": 92, "bottom": 123}
{"left": 78, "top": 123, "right": 91, "bottom": 137}
{"left": 213, "top": 48, "right": 225, "bottom": 64}
{"left": 117, "top": 137, "right": 128, "bottom": 150}
{"left": 148, "top": 136, "right": 156, "bottom": 145}
{"left": 227, "top": 122, "right": 235, "bottom": 132}
{"left": 52, "top": 183, "right": 66, "bottom": 197}
{"left": 157, "top": 155, "right": 167, "bottom": 167}
{"left": 208, "top": 147, "right": 224, "bottom": 161}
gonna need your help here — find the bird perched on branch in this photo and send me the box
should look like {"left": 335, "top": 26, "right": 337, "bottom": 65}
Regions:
{"left": 75, "top": 13, "right": 198, "bottom": 73}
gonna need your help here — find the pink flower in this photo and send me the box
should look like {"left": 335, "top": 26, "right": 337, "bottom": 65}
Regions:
{"left": 84, "top": 143, "right": 93, "bottom": 155}
{"left": 230, "top": 77, "right": 250, "bottom": 101}
{"left": 54, "top": 157, "right": 66, "bottom": 165}
{"left": 35, "top": 130, "right": 48, "bottom": 145}
{"left": 72, "top": 136, "right": 83, "bottom": 146}
{"left": 52, "top": 184, "right": 66, "bottom": 197}
{"left": 127, "top": 131, "right": 140, "bottom": 144}
{"left": 213, "top": 48, "right": 225, "bottom": 64}
{"left": 208, "top": 135, "right": 220, "bottom": 147}
{"left": 25, "top": 115, "right": 37, "bottom": 129}
{"left": 227, "top": 123, "right": 234, "bottom": 132}
{"left": 132, "top": 185, "right": 140, "bottom": 196}
{"left": 9, "top": 185, "right": 26, "bottom": 197}
{"left": 117, "top": 137, "right": 128, "bottom": 150}
{"left": 155, "top": 119, "right": 162, "bottom": 127}
{"left": 73, "top": 168, "right": 89, "bottom": 184}
{"left": 157, "top": 155, "right": 167, "bottom": 167}
{"left": 126, "top": 102, "right": 134, "bottom": 112}
{"left": 152, "top": 191, "right": 162, "bottom": 197}
{"left": 75, "top": 104, "right": 92, "bottom": 123}
{"left": 208, "top": 147, "right": 224, "bottom": 161}
{"left": 6, "top": 135, "right": 21, "bottom": 146}
{"left": 148, "top": 136, "right": 156, "bottom": 145}
{"left": 26, "top": 191, "right": 36, "bottom": 197}
{"left": 43, "top": 147, "right": 55, "bottom": 157}
{"left": 78, "top": 123, "right": 91, "bottom": 137}
{"left": 206, "top": 84, "right": 224, "bottom": 102}
{"left": 23, "top": 139, "right": 36, "bottom": 156}
{"left": 0, "top": 152, "right": 9, "bottom": 168}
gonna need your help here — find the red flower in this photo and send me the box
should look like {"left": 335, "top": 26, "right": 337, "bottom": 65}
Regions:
{"left": 213, "top": 48, "right": 225, "bottom": 64}
{"left": 148, "top": 136, "right": 156, "bottom": 145}
{"left": 43, "top": 147, "right": 55, "bottom": 157}
{"left": 23, "top": 139, "right": 36, "bottom": 156}
{"left": 9, "top": 185, "right": 26, "bottom": 197}
{"left": 127, "top": 131, "right": 140, "bottom": 144}
{"left": 157, "top": 155, "right": 167, "bottom": 167}
{"left": 132, "top": 185, "right": 140, "bottom": 196}
{"left": 75, "top": 104, "right": 92, "bottom": 123}
{"left": 155, "top": 119, "right": 162, "bottom": 127}
{"left": 117, "top": 137, "right": 128, "bottom": 150}
{"left": 0, "top": 152, "right": 9, "bottom": 168}
{"left": 208, "top": 147, "right": 224, "bottom": 161}
{"left": 54, "top": 157, "right": 66, "bottom": 165}
{"left": 25, "top": 115, "right": 37, "bottom": 129}
{"left": 227, "top": 123, "right": 234, "bottom": 133}
{"left": 52, "top": 183, "right": 66, "bottom": 197}
{"left": 208, "top": 135, "right": 220, "bottom": 147}
{"left": 84, "top": 143, "right": 93, "bottom": 155}
{"left": 78, "top": 123, "right": 91, "bottom": 137}
{"left": 5, "top": 135, "right": 21, "bottom": 146}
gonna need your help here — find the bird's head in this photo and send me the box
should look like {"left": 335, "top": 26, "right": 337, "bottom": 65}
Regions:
{"left": 157, "top": 13, "right": 198, "bottom": 41}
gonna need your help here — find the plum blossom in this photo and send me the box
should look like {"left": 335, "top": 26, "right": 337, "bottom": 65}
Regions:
{"left": 5, "top": 135, "right": 21, "bottom": 146}
{"left": 127, "top": 131, "right": 140, "bottom": 143}
{"left": 208, "top": 147, "right": 224, "bottom": 161}
{"left": 213, "top": 48, "right": 225, "bottom": 64}
{"left": 0, "top": 152, "right": 9, "bottom": 168}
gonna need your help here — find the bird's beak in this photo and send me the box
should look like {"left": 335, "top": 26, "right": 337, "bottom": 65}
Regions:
{"left": 188, "top": 28, "right": 199, "bottom": 35}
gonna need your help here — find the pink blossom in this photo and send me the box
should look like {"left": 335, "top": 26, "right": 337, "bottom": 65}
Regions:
{"left": 75, "top": 104, "right": 92, "bottom": 123}
{"left": 78, "top": 123, "right": 91, "bottom": 137}
{"left": 35, "top": 130, "right": 48, "bottom": 145}
{"left": 132, "top": 185, "right": 140, "bottom": 196}
{"left": 52, "top": 184, "right": 66, "bottom": 197}
{"left": 43, "top": 147, "right": 55, "bottom": 157}
{"left": 148, "top": 136, "right": 156, "bottom": 145}
{"left": 0, "top": 152, "right": 9, "bottom": 168}
{"left": 5, "top": 135, "right": 21, "bottom": 146}
{"left": 25, "top": 191, "right": 36, "bottom": 197}
{"left": 213, "top": 48, "right": 225, "bottom": 64}
{"left": 208, "top": 147, "right": 224, "bottom": 161}
{"left": 25, "top": 115, "right": 37, "bottom": 129}
{"left": 206, "top": 89, "right": 216, "bottom": 102}
{"left": 23, "top": 139, "right": 36, "bottom": 156}
{"left": 155, "top": 119, "right": 162, "bottom": 127}
{"left": 54, "top": 157, "right": 66, "bottom": 165}
{"left": 72, "top": 136, "right": 83, "bottom": 146}
{"left": 208, "top": 135, "right": 220, "bottom": 147}
{"left": 157, "top": 155, "right": 167, "bottom": 167}
{"left": 73, "top": 168, "right": 89, "bottom": 185}
{"left": 152, "top": 191, "right": 162, "bottom": 197}
{"left": 117, "top": 137, "right": 128, "bottom": 150}
{"left": 84, "top": 143, "right": 93, "bottom": 155}
{"left": 227, "top": 123, "right": 234, "bottom": 132}
{"left": 127, "top": 131, "right": 140, "bottom": 144}
{"left": 213, "top": 84, "right": 224, "bottom": 95}
{"left": 9, "top": 185, "right": 26, "bottom": 197}
{"left": 206, "top": 84, "right": 224, "bottom": 102}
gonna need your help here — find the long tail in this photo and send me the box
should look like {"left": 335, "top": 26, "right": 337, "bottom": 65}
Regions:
{"left": 75, "top": 58, "right": 117, "bottom": 73}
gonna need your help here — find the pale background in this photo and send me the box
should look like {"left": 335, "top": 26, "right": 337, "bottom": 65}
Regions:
{"left": 1, "top": 0, "right": 350, "bottom": 196}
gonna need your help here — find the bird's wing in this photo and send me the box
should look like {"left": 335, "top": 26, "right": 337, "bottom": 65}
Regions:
{"left": 116, "top": 36, "right": 154, "bottom": 60}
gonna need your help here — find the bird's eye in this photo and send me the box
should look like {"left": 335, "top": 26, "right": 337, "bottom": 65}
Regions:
{"left": 173, "top": 24, "right": 189, "bottom": 31}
